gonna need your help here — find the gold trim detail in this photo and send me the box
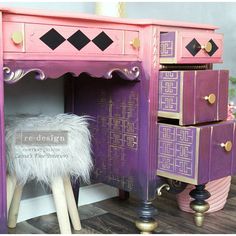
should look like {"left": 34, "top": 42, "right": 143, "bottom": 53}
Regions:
{"left": 157, "top": 111, "right": 180, "bottom": 119}
{"left": 156, "top": 170, "right": 197, "bottom": 185}
{"left": 3, "top": 67, "right": 46, "bottom": 84}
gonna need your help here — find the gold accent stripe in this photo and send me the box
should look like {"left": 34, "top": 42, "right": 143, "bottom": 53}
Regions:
{"left": 160, "top": 58, "right": 177, "bottom": 64}
{"left": 157, "top": 111, "right": 180, "bottom": 119}
{"left": 156, "top": 170, "right": 197, "bottom": 185}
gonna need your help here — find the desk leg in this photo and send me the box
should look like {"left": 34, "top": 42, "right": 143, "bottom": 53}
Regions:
{"left": 189, "top": 184, "right": 210, "bottom": 227}
{"left": 135, "top": 201, "right": 158, "bottom": 234}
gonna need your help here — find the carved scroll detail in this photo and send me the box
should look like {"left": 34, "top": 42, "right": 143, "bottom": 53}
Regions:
{"left": 3, "top": 66, "right": 140, "bottom": 83}
{"left": 105, "top": 66, "right": 140, "bottom": 81}
{"left": 3, "top": 67, "right": 46, "bottom": 84}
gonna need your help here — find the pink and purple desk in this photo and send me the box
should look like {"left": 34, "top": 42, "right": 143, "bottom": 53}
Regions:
{"left": 0, "top": 7, "right": 235, "bottom": 233}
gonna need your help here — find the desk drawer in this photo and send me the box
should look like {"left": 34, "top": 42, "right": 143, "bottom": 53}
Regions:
{"left": 4, "top": 22, "right": 139, "bottom": 56}
{"left": 25, "top": 23, "right": 139, "bottom": 56}
{"left": 156, "top": 121, "right": 236, "bottom": 185}
{"left": 158, "top": 70, "right": 229, "bottom": 125}
{"left": 160, "top": 31, "right": 223, "bottom": 64}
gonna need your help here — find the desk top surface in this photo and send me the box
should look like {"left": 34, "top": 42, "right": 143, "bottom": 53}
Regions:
{"left": 0, "top": 6, "right": 217, "bottom": 30}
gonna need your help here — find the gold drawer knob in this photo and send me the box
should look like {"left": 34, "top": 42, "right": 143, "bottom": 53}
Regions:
{"left": 221, "top": 141, "right": 232, "bottom": 152}
{"left": 130, "top": 38, "right": 140, "bottom": 49}
{"left": 204, "top": 93, "right": 216, "bottom": 104}
{"left": 201, "top": 41, "right": 212, "bottom": 53}
{"left": 11, "top": 31, "right": 23, "bottom": 45}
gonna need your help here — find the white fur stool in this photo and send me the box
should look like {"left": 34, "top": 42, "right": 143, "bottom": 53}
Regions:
{"left": 5, "top": 114, "right": 93, "bottom": 234}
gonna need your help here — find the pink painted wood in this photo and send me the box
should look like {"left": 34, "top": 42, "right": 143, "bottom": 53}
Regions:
{"left": 179, "top": 31, "right": 223, "bottom": 63}
{"left": 0, "top": 6, "right": 218, "bottom": 29}
{"left": 25, "top": 23, "right": 124, "bottom": 55}
{"left": 2, "top": 22, "right": 25, "bottom": 52}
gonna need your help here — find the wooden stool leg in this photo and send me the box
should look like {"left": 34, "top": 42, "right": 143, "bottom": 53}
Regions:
{"left": 51, "top": 177, "right": 72, "bottom": 234}
{"left": 8, "top": 183, "right": 23, "bottom": 228}
{"left": 63, "top": 176, "right": 81, "bottom": 231}
{"left": 6, "top": 175, "right": 17, "bottom": 217}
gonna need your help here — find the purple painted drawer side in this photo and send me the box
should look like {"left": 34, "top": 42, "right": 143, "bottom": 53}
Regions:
{"left": 210, "top": 122, "right": 234, "bottom": 181}
{"left": 182, "top": 71, "right": 195, "bottom": 125}
{"left": 195, "top": 70, "right": 218, "bottom": 124}
{"left": 198, "top": 126, "right": 211, "bottom": 184}
{"left": 232, "top": 123, "right": 236, "bottom": 175}
{"left": 157, "top": 124, "right": 196, "bottom": 179}
{"left": 158, "top": 71, "right": 181, "bottom": 113}
{"left": 160, "top": 32, "right": 175, "bottom": 58}
{"left": 218, "top": 70, "right": 229, "bottom": 120}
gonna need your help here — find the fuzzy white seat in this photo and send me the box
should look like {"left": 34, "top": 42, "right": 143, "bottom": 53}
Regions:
{"left": 5, "top": 114, "right": 93, "bottom": 234}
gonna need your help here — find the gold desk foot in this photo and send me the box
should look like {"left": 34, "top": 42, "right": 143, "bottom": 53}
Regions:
{"left": 189, "top": 184, "right": 210, "bottom": 227}
{"left": 135, "top": 219, "right": 158, "bottom": 234}
{"left": 136, "top": 201, "right": 158, "bottom": 234}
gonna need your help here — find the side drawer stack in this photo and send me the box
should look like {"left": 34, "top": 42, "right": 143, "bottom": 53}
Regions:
{"left": 156, "top": 30, "right": 235, "bottom": 185}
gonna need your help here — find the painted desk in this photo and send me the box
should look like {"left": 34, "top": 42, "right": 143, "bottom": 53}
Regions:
{"left": 0, "top": 7, "right": 235, "bottom": 234}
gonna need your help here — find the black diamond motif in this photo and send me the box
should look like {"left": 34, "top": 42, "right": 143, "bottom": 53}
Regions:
{"left": 92, "top": 31, "right": 113, "bottom": 51}
{"left": 207, "top": 39, "right": 218, "bottom": 56}
{"left": 185, "top": 38, "right": 201, "bottom": 56}
{"left": 67, "top": 30, "right": 91, "bottom": 51}
{"left": 40, "top": 28, "right": 66, "bottom": 50}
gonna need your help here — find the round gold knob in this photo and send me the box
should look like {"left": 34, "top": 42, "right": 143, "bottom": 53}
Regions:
{"left": 204, "top": 93, "right": 216, "bottom": 104}
{"left": 11, "top": 31, "right": 23, "bottom": 45}
{"left": 130, "top": 37, "right": 140, "bottom": 49}
{"left": 221, "top": 141, "right": 232, "bottom": 152}
{"left": 201, "top": 41, "right": 212, "bottom": 53}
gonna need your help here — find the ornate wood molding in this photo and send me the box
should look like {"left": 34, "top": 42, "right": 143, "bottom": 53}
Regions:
{"left": 105, "top": 66, "right": 140, "bottom": 81}
{"left": 3, "top": 65, "right": 141, "bottom": 83}
{"left": 3, "top": 67, "right": 46, "bottom": 84}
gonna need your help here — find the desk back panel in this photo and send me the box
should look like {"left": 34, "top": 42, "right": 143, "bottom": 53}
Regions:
{"left": 64, "top": 72, "right": 159, "bottom": 200}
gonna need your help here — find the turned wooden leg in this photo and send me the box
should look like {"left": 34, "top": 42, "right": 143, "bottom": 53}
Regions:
{"left": 189, "top": 184, "right": 210, "bottom": 227}
{"left": 119, "top": 189, "right": 130, "bottom": 200}
{"left": 135, "top": 201, "right": 158, "bottom": 234}
{"left": 6, "top": 175, "right": 17, "bottom": 217}
{"left": 51, "top": 177, "right": 72, "bottom": 234}
{"left": 8, "top": 183, "right": 23, "bottom": 228}
{"left": 63, "top": 176, "right": 81, "bottom": 231}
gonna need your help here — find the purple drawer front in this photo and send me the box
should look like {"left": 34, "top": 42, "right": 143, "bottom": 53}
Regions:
{"left": 157, "top": 124, "right": 197, "bottom": 180}
{"left": 158, "top": 70, "right": 229, "bottom": 125}
{"left": 157, "top": 121, "right": 236, "bottom": 185}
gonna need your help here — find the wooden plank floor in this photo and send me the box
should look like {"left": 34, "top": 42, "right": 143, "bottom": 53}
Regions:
{"left": 9, "top": 176, "right": 236, "bottom": 234}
